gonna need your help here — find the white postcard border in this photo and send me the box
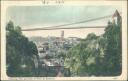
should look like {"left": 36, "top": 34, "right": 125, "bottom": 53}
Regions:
{"left": 1, "top": 0, "right": 127, "bottom": 80}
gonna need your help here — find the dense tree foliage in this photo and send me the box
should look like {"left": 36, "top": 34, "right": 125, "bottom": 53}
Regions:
{"left": 103, "top": 20, "right": 122, "bottom": 76}
{"left": 64, "top": 16, "right": 122, "bottom": 76}
{"left": 6, "top": 21, "right": 39, "bottom": 77}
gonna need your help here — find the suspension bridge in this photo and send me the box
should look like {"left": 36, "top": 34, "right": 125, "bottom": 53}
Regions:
{"left": 21, "top": 11, "right": 121, "bottom": 31}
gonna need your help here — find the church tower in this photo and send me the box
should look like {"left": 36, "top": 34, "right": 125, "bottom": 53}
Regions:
{"left": 61, "top": 30, "right": 64, "bottom": 40}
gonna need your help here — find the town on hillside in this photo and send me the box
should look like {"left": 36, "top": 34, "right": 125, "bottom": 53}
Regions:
{"left": 29, "top": 31, "right": 81, "bottom": 76}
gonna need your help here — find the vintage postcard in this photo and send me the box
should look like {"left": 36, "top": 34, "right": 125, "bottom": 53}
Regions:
{"left": 1, "top": 0, "right": 127, "bottom": 80}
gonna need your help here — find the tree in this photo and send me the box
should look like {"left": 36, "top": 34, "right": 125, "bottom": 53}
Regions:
{"left": 103, "top": 16, "right": 122, "bottom": 75}
{"left": 64, "top": 33, "right": 101, "bottom": 76}
{"left": 6, "top": 21, "right": 39, "bottom": 77}
{"left": 64, "top": 11, "right": 122, "bottom": 76}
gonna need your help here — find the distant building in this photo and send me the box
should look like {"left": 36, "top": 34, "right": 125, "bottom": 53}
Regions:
{"left": 67, "top": 37, "right": 81, "bottom": 45}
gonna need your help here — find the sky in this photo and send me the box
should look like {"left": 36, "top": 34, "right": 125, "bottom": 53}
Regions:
{"left": 6, "top": 5, "right": 122, "bottom": 38}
